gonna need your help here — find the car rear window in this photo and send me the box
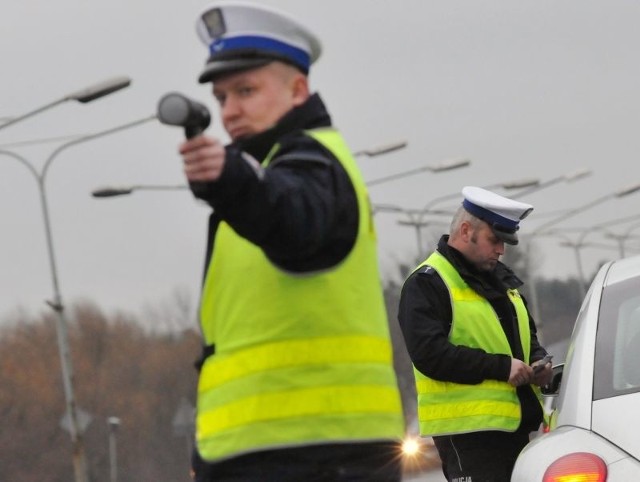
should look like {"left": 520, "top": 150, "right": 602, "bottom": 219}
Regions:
{"left": 594, "top": 275, "right": 640, "bottom": 400}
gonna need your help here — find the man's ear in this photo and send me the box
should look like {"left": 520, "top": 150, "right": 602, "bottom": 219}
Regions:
{"left": 459, "top": 221, "right": 472, "bottom": 242}
{"left": 291, "top": 74, "right": 310, "bottom": 106}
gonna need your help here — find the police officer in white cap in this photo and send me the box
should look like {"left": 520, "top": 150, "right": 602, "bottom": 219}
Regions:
{"left": 398, "top": 187, "right": 553, "bottom": 482}
{"left": 178, "top": 3, "right": 405, "bottom": 481}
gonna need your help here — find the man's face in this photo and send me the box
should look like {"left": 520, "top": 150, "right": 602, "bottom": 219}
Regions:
{"left": 464, "top": 222, "right": 505, "bottom": 272}
{"left": 212, "top": 62, "right": 306, "bottom": 141}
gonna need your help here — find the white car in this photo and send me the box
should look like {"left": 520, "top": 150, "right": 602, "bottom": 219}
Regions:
{"left": 512, "top": 255, "right": 640, "bottom": 481}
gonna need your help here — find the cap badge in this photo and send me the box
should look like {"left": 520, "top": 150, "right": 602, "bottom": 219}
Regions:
{"left": 211, "top": 39, "right": 225, "bottom": 52}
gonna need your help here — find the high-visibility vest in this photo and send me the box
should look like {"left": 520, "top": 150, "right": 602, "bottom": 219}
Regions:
{"left": 414, "top": 251, "right": 531, "bottom": 436}
{"left": 196, "top": 127, "right": 404, "bottom": 462}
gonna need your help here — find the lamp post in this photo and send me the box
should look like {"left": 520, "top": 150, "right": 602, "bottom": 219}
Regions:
{"left": 539, "top": 228, "right": 609, "bottom": 299}
{"left": 172, "top": 397, "right": 196, "bottom": 466}
{"left": 353, "top": 139, "right": 408, "bottom": 158}
{"left": 615, "top": 219, "right": 640, "bottom": 257}
{"left": 92, "top": 184, "right": 189, "bottom": 198}
{"left": 107, "top": 416, "right": 121, "bottom": 482}
{"left": 89, "top": 141, "right": 410, "bottom": 197}
{"left": 525, "top": 182, "right": 640, "bottom": 323}
{"left": 396, "top": 217, "right": 450, "bottom": 257}
{"left": 0, "top": 133, "right": 88, "bottom": 149}
{"left": 604, "top": 231, "right": 634, "bottom": 258}
{"left": 89, "top": 155, "right": 458, "bottom": 197}
{"left": 0, "top": 114, "right": 155, "bottom": 482}
{"left": 525, "top": 226, "right": 613, "bottom": 330}
{"left": 90, "top": 152, "right": 462, "bottom": 255}
{"left": 557, "top": 236, "right": 621, "bottom": 297}
{"left": 571, "top": 213, "right": 640, "bottom": 259}
{"left": 0, "top": 76, "right": 131, "bottom": 131}
{"left": 373, "top": 204, "right": 427, "bottom": 255}
{"left": 508, "top": 168, "right": 592, "bottom": 199}
{"left": 365, "top": 158, "right": 471, "bottom": 187}
{"left": 557, "top": 212, "right": 640, "bottom": 293}
{"left": 523, "top": 229, "right": 614, "bottom": 325}
{"left": 531, "top": 182, "right": 640, "bottom": 235}
{"left": 373, "top": 166, "right": 483, "bottom": 250}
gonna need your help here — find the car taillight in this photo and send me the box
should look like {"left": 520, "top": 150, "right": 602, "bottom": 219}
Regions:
{"left": 542, "top": 452, "right": 607, "bottom": 482}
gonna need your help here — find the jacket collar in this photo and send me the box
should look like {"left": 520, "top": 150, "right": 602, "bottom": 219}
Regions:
{"left": 231, "top": 93, "right": 332, "bottom": 161}
{"left": 436, "top": 235, "right": 523, "bottom": 294}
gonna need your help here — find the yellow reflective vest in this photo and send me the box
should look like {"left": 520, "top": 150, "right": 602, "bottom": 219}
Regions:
{"left": 414, "top": 251, "right": 532, "bottom": 436}
{"left": 196, "top": 127, "right": 404, "bottom": 462}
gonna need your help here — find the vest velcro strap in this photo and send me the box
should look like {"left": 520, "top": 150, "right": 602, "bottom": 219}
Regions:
{"left": 194, "top": 344, "right": 216, "bottom": 371}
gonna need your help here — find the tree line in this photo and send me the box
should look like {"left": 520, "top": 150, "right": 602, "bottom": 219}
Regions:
{"left": 0, "top": 303, "right": 200, "bottom": 482}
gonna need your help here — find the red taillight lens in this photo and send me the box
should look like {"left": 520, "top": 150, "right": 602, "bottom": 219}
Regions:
{"left": 543, "top": 452, "right": 607, "bottom": 482}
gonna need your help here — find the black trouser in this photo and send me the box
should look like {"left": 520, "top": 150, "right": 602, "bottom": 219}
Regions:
{"left": 193, "top": 441, "right": 402, "bottom": 482}
{"left": 433, "top": 429, "right": 531, "bottom": 482}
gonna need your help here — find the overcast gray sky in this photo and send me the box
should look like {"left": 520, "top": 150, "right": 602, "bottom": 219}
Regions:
{"left": 3, "top": 0, "right": 640, "bottom": 324}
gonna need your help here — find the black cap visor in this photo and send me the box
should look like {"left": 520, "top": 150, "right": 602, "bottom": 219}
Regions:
{"left": 491, "top": 224, "right": 519, "bottom": 245}
{"left": 198, "top": 58, "right": 272, "bottom": 83}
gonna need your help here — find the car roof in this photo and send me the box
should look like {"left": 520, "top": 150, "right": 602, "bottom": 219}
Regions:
{"left": 603, "top": 254, "right": 640, "bottom": 286}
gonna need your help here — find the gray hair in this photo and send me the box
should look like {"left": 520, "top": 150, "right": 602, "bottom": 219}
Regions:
{"left": 450, "top": 206, "right": 482, "bottom": 238}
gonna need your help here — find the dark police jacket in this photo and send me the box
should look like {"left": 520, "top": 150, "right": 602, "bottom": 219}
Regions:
{"left": 192, "top": 93, "right": 358, "bottom": 277}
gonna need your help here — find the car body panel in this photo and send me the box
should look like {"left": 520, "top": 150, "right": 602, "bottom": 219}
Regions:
{"left": 592, "top": 388, "right": 640, "bottom": 460}
{"left": 552, "top": 263, "right": 606, "bottom": 429}
{"left": 512, "top": 255, "right": 640, "bottom": 481}
{"left": 512, "top": 426, "right": 632, "bottom": 481}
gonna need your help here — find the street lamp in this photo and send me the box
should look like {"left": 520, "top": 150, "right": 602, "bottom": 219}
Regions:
{"left": 557, "top": 236, "right": 620, "bottom": 297}
{"left": 90, "top": 141, "right": 409, "bottom": 197}
{"left": 567, "top": 213, "right": 640, "bottom": 259}
{"left": 92, "top": 184, "right": 189, "bottom": 198}
{"left": 541, "top": 228, "right": 610, "bottom": 299}
{"left": 0, "top": 114, "right": 156, "bottom": 482}
{"left": 89, "top": 140, "right": 409, "bottom": 197}
{"left": 353, "top": 139, "right": 408, "bottom": 158}
{"left": 0, "top": 76, "right": 131, "bottom": 131}
{"left": 373, "top": 203, "right": 450, "bottom": 256}
{"left": 525, "top": 182, "right": 640, "bottom": 323}
{"left": 396, "top": 217, "right": 450, "bottom": 257}
{"left": 366, "top": 158, "right": 471, "bottom": 187}
{"left": 107, "top": 416, "right": 121, "bottom": 482}
{"left": 508, "top": 168, "right": 592, "bottom": 199}
{"left": 558, "top": 213, "right": 640, "bottom": 293}
{"left": 615, "top": 218, "right": 640, "bottom": 257}
{"left": 522, "top": 228, "right": 617, "bottom": 319}
{"left": 93, "top": 156, "right": 465, "bottom": 197}
{"left": 373, "top": 204, "right": 425, "bottom": 254}
{"left": 0, "top": 133, "right": 88, "bottom": 149}
{"left": 172, "top": 397, "right": 196, "bottom": 465}
{"left": 531, "top": 182, "right": 640, "bottom": 235}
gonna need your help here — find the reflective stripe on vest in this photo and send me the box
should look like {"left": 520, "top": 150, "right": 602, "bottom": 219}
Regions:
{"left": 196, "top": 127, "right": 404, "bottom": 462}
{"left": 413, "top": 251, "right": 530, "bottom": 436}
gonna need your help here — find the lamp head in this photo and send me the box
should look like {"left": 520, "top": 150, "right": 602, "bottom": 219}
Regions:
{"left": 66, "top": 76, "right": 132, "bottom": 103}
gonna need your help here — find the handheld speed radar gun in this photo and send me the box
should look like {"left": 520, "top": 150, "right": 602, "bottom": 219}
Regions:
{"left": 157, "top": 92, "right": 211, "bottom": 196}
{"left": 157, "top": 92, "right": 211, "bottom": 139}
